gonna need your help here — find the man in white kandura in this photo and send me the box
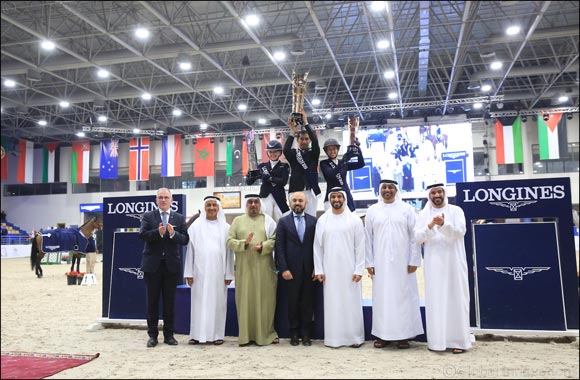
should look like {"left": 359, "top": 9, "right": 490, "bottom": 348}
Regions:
{"left": 365, "top": 179, "right": 424, "bottom": 349}
{"left": 184, "top": 196, "right": 234, "bottom": 346}
{"left": 414, "top": 182, "right": 471, "bottom": 354}
{"left": 314, "top": 187, "right": 365, "bottom": 348}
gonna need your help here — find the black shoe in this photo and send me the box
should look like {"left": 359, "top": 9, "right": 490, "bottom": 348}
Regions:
{"left": 147, "top": 337, "right": 158, "bottom": 348}
{"left": 302, "top": 336, "right": 311, "bottom": 346}
{"left": 290, "top": 335, "right": 300, "bottom": 346}
{"left": 164, "top": 336, "right": 178, "bottom": 345}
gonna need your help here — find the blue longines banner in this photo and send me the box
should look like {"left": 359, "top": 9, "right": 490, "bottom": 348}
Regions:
{"left": 102, "top": 194, "right": 186, "bottom": 319}
{"left": 457, "top": 178, "right": 578, "bottom": 331}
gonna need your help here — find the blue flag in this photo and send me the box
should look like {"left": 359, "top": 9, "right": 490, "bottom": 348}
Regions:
{"left": 100, "top": 139, "right": 119, "bottom": 179}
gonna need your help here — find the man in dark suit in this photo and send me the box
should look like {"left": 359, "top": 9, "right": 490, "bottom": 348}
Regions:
{"left": 139, "top": 188, "right": 189, "bottom": 347}
{"left": 283, "top": 110, "right": 321, "bottom": 217}
{"left": 275, "top": 191, "right": 317, "bottom": 346}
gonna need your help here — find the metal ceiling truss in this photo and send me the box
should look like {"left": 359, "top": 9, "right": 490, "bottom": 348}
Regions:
{"left": 1, "top": 1, "right": 578, "bottom": 144}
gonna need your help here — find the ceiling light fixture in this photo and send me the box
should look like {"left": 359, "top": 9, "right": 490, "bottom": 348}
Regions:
{"left": 481, "top": 84, "right": 492, "bottom": 92}
{"left": 388, "top": 92, "right": 398, "bottom": 99}
{"left": 141, "top": 93, "right": 152, "bottom": 100}
{"left": 473, "top": 102, "right": 483, "bottom": 109}
{"left": 273, "top": 51, "right": 286, "bottom": 61}
{"left": 506, "top": 25, "right": 521, "bottom": 36}
{"left": 200, "top": 123, "right": 208, "bottom": 131}
{"left": 135, "top": 28, "right": 150, "bottom": 39}
{"left": 237, "top": 104, "right": 247, "bottom": 111}
{"left": 377, "top": 40, "right": 390, "bottom": 50}
{"left": 370, "top": 1, "right": 387, "bottom": 12}
{"left": 312, "top": 98, "right": 321, "bottom": 106}
{"left": 4, "top": 79, "right": 16, "bottom": 87}
{"left": 177, "top": 53, "right": 192, "bottom": 71}
{"left": 244, "top": 14, "right": 259, "bottom": 26}
{"left": 97, "top": 69, "right": 110, "bottom": 78}
{"left": 41, "top": 40, "right": 55, "bottom": 50}
{"left": 490, "top": 61, "right": 503, "bottom": 70}
{"left": 383, "top": 70, "right": 395, "bottom": 79}
{"left": 38, "top": 120, "right": 47, "bottom": 126}
{"left": 558, "top": 96, "right": 569, "bottom": 102}
{"left": 60, "top": 101, "right": 70, "bottom": 108}
{"left": 172, "top": 109, "right": 182, "bottom": 117}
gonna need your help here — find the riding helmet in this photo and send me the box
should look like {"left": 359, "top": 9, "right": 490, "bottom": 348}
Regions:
{"left": 265, "top": 140, "right": 283, "bottom": 151}
{"left": 323, "top": 138, "right": 341, "bottom": 150}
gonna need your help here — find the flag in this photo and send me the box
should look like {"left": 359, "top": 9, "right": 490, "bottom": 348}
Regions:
{"left": 242, "top": 137, "right": 249, "bottom": 175}
{"left": 42, "top": 142, "right": 60, "bottom": 183}
{"left": 495, "top": 116, "right": 523, "bottom": 164}
{"left": 161, "top": 135, "right": 182, "bottom": 177}
{"left": 261, "top": 134, "right": 270, "bottom": 163}
{"left": 194, "top": 138, "right": 214, "bottom": 177}
{"left": 226, "top": 138, "right": 233, "bottom": 176}
{"left": 17, "top": 139, "right": 34, "bottom": 183}
{"left": 129, "top": 137, "right": 150, "bottom": 181}
{"left": 230, "top": 136, "right": 244, "bottom": 175}
{"left": 71, "top": 141, "right": 90, "bottom": 183}
{"left": 1, "top": 142, "right": 8, "bottom": 180}
{"left": 100, "top": 139, "right": 119, "bottom": 179}
{"left": 538, "top": 113, "right": 568, "bottom": 160}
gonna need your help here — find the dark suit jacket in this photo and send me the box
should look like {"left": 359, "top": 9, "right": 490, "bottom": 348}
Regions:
{"left": 320, "top": 148, "right": 365, "bottom": 211}
{"left": 139, "top": 209, "right": 189, "bottom": 273}
{"left": 283, "top": 124, "right": 321, "bottom": 195}
{"left": 246, "top": 161, "right": 290, "bottom": 213}
{"left": 275, "top": 213, "right": 317, "bottom": 279}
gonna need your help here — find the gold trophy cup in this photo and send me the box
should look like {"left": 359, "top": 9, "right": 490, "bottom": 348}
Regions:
{"left": 348, "top": 116, "right": 361, "bottom": 154}
{"left": 291, "top": 71, "right": 309, "bottom": 129}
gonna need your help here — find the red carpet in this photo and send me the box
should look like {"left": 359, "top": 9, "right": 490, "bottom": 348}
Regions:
{"left": 1, "top": 351, "right": 100, "bottom": 379}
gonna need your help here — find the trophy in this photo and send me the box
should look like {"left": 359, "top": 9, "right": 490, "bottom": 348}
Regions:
{"left": 291, "top": 71, "right": 309, "bottom": 129}
{"left": 245, "top": 130, "right": 259, "bottom": 176}
{"left": 347, "top": 116, "right": 361, "bottom": 154}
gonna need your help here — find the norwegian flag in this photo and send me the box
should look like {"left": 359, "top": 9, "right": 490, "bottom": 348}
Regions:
{"left": 129, "top": 137, "right": 150, "bottom": 181}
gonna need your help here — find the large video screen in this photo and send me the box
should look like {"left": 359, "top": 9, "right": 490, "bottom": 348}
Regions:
{"left": 342, "top": 122, "right": 474, "bottom": 201}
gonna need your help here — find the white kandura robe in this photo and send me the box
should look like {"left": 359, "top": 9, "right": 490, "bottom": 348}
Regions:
{"left": 184, "top": 220, "right": 234, "bottom": 343}
{"left": 414, "top": 203, "right": 472, "bottom": 351}
{"left": 365, "top": 200, "right": 424, "bottom": 341}
{"left": 314, "top": 210, "right": 365, "bottom": 347}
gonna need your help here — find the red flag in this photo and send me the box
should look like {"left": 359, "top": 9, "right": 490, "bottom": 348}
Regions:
{"left": 18, "top": 139, "right": 34, "bottom": 183}
{"left": 129, "top": 137, "right": 150, "bottom": 181}
{"left": 0, "top": 144, "right": 8, "bottom": 180}
{"left": 194, "top": 138, "right": 214, "bottom": 177}
{"left": 242, "top": 139, "right": 248, "bottom": 175}
{"left": 261, "top": 134, "right": 270, "bottom": 163}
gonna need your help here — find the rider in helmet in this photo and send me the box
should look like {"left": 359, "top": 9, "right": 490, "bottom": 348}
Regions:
{"left": 284, "top": 109, "right": 321, "bottom": 217}
{"left": 246, "top": 139, "right": 290, "bottom": 222}
{"left": 320, "top": 129, "right": 365, "bottom": 212}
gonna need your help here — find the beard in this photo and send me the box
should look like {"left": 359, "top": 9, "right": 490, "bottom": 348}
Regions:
{"left": 431, "top": 197, "right": 444, "bottom": 206}
{"left": 292, "top": 205, "right": 304, "bottom": 214}
{"left": 331, "top": 201, "right": 343, "bottom": 210}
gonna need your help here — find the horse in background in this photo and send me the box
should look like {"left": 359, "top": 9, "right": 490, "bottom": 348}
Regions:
{"left": 30, "top": 217, "right": 102, "bottom": 278}
{"left": 424, "top": 133, "right": 448, "bottom": 158}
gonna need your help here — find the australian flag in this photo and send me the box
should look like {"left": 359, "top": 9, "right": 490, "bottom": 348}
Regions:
{"left": 100, "top": 138, "right": 119, "bottom": 179}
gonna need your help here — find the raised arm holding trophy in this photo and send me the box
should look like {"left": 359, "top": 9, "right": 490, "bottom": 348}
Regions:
{"left": 283, "top": 72, "right": 321, "bottom": 217}
{"left": 320, "top": 115, "right": 365, "bottom": 212}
